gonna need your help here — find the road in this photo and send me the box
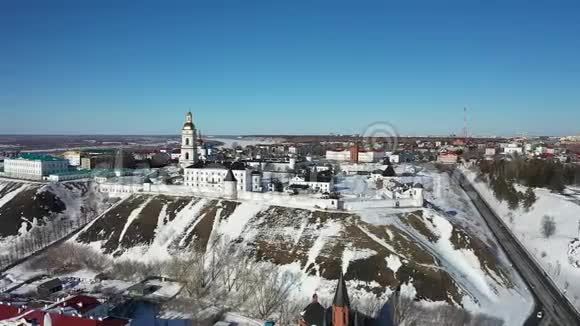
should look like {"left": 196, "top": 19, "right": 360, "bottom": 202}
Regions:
{"left": 452, "top": 170, "right": 580, "bottom": 326}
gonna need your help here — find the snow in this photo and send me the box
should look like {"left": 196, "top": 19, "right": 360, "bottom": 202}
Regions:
{"left": 430, "top": 213, "right": 494, "bottom": 299}
{"left": 215, "top": 201, "right": 264, "bottom": 240}
{"left": 351, "top": 166, "right": 534, "bottom": 325}
{"left": 464, "top": 167, "right": 580, "bottom": 311}
{"left": 119, "top": 198, "right": 204, "bottom": 262}
{"left": 385, "top": 255, "right": 402, "bottom": 274}
{"left": 222, "top": 312, "right": 263, "bottom": 326}
{"left": 118, "top": 196, "right": 153, "bottom": 243}
{"left": 0, "top": 164, "right": 533, "bottom": 325}
{"left": 303, "top": 220, "right": 342, "bottom": 274}
{"left": 278, "top": 260, "right": 391, "bottom": 307}
{"left": 144, "top": 279, "right": 183, "bottom": 299}
{"left": 341, "top": 246, "right": 377, "bottom": 274}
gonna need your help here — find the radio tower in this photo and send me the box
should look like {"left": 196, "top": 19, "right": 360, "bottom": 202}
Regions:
{"left": 463, "top": 107, "right": 468, "bottom": 145}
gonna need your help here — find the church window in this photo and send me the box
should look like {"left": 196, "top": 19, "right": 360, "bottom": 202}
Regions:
{"left": 185, "top": 138, "right": 190, "bottom": 146}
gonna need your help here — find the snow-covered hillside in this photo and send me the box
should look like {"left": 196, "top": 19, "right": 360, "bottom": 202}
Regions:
{"left": 0, "top": 179, "right": 110, "bottom": 256}
{"left": 464, "top": 168, "right": 580, "bottom": 312}
{"left": 71, "top": 168, "right": 533, "bottom": 325}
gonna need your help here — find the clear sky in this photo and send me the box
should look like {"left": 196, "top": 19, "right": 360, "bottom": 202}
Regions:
{"left": 1, "top": 1, "right": 579, "bottom": 136}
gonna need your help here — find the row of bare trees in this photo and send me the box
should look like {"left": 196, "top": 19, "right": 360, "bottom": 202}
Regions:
{"left": 0, "top": 212, "right": 96, "bottom": 270}
{"left": 26, "top": 237, "right": 304, "bottom": 325}
{"left": 23, "top": 238, "right": 505, "bottom": 326}
{"left": 165, "top": 236, "right": 302, "bottom": 323}
{"left": 391, "top": 291, "right": 504, "bottom": 326}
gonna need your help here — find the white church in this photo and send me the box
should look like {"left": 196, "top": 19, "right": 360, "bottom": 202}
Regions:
{"left": 179, "top": 111, "right": 197, "bottom": 168}
{"left": 179, "top": 112, "right": 261, "bottom": 200}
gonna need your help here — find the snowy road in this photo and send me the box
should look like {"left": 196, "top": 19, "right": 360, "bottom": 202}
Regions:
{"left": 453, "top": 170, "right": 580, "bottom": 326}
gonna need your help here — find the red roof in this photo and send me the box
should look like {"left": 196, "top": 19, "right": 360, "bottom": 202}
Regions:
{"left": 0, "top": 304, "right": 22, "bottom": 320}
{"left": 6, "top": 309, "right": 128, "bottom": 326}
{"left": 56, "top": 295, "right": 102, "bottom": 314}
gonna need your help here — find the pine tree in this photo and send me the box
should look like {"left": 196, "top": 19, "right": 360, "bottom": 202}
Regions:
{"left": 523, "top": 187, "right": 536, "bottom": 211}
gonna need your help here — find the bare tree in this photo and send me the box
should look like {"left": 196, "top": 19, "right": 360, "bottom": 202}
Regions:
{"left": 276, "top": 298, "right": 309, "bottom": 326}
{"left": 391, "top": 292, "right": 418, "bottom": 326}
{"left": 247, "top": 265, "right": 300, "bottom": 320}
{"left": 351, "top": 296, "right": 383, "bottom": 319}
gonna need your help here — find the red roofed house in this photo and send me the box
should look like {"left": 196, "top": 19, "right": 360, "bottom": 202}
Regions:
{"left": 0, "top": 303, "right": 24, "bottom": 320}
{"left": 51, "top": 295, "right": 103, "bottom": 316}
{"left": 0, "top": 296, "right": 128, "bottom": 326}
{"left": 13, "top": 310, "right": 128, "bottom": 326}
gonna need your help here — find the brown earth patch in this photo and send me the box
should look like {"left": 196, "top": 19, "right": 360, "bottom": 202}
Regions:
{"left": 163, "top": 197, "right": 194, "bottom": 223}
{"left": 0, "top": 182, "right": 23, "bottom": 198}
{"left": 76, "top": 195, "right": 148, "bottom": 255}
{"left": 399, "top": 210, "right": 440, "bottom": 242}
{"left": 119, "top": 196, "right": 193, "bottom": 249}
{"left": 0, "top": 184, "right": 66, "bottom": 237}
{"left": 218, "top": 201, "right": 240, "bottom": 221}
{"left": 182, "top": 200, "right": 220, "bottom": 251}
{"left": 249, "top": 206, "right": 314, "bottom": 266}
{"left": 325, "top": 215, "right": 462, "bottom": 303}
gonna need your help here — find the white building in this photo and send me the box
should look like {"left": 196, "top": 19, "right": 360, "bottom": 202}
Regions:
{"left": 383, "top": 180, "right": 424, "bottom": 208}
{"left": 388, "top": 154, "right": 400, "bottom": 164}
{"left": 245, "top": 160, "right": 294, "bottom": 172}
{"left": 183, "top": 162, "right": 251, "bottom": 192}
{"left": 503, "top": 144, "right": 523, "bottom": 155}
{"left": 357, "top": 150, "right": 385, "bottom": 163}
{"left": 47, "top": 169, "right": 92, "bottom": 182}
{"left": 313, "top": 165, "right": 331, "bottom": 172}
{"left": 4, "top": 154, "right": 69, "bottom": 180}
{"left": 250, "top": 171, "right": 262, "bottom": 192}
{"left": 437, "top": 152, "right": 458, "bottom": 164}
{"left": 62, "top": 151, "right": 82, "bottom": 166}
{"left": 325, "top": 149, "right": 351, "bottom": 161}
{"left": 288, "top": 175, "right": 333, "bottom": 193}
{"left": 179, "top": 111, "right": 198, "bottom": 167}
{"left": 485, "top": 148, "right": 496, "bottom": 156}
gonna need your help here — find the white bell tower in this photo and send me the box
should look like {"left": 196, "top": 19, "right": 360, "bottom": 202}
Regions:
{"left": 180, "top": 111, "right": 197, "bottom": 167}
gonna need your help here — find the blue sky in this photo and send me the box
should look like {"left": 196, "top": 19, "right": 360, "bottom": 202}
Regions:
{"left": 1, "top": 1, "right": 579, "bottom": 136}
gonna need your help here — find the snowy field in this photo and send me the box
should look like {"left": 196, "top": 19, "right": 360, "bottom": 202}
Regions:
{"left": 463, "top": 167, "right": 580, "bottom": 312}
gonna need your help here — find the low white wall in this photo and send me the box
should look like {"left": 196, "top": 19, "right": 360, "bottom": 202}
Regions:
{"left": 98, "top": 182, "right": 341, "bottom": 210}
{"left": 343, "top": 197, "right": 422, "bottom": 210}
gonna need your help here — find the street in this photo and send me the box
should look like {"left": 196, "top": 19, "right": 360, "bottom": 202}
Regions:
{"left": 452, "top": 170, "right": 580, "bottom": 326}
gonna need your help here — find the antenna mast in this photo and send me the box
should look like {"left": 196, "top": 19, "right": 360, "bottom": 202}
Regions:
{"left": 463, "top": 107, "right": 468, "bottom": 145}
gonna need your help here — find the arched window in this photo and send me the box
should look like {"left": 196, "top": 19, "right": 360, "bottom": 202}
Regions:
{"left": 185, "top": 138, "right": 190, "bottom": 146}
{"left": 185, "top": 152, "right": 189, "bottom": 160}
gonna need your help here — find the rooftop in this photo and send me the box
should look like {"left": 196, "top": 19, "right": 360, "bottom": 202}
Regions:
{"left": 13, "top": 153, "right": 66, "bottom": 162}
{"left": 50, "top": 169, "right": 92, "bottom": 176}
